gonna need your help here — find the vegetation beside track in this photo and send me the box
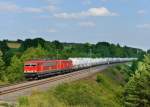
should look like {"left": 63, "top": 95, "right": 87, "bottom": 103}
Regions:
{"left": 2, "top": 54, "right": 150, "bottom": 107}
{"left": 17, "top": 54, "right": 150, "bottom": 107}
{"left": 17, "top": 64, "right": 131, "bottom": 107}
{"left": 0, "top": 38, "right": 149, "bottom": 107}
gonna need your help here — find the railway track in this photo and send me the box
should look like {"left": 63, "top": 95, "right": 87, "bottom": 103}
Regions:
{"left": 0, "top": 66, "right": 101, "bottom": 96}
{"left": 0, "top": 81, "right": 29, "bottom": 88}
{"left": 0, "top": 62, "right": 127, "bottom": 101}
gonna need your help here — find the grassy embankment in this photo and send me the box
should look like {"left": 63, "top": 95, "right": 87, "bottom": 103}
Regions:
{"left": 15, "top": 64, "right": 130, "bottom": 107}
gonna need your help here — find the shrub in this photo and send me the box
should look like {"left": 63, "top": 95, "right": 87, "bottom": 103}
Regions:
{"left": 96, "top": 74, "right": 104, "bottom": 83}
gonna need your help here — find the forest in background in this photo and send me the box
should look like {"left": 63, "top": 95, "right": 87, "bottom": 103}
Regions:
{"left": 0, "top": 38, "right": 146, "bottom": 65}
{"left": 0, "top": 37, "right": 146, "bottom": 84}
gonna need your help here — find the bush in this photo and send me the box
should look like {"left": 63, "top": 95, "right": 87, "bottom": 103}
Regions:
{"left": 54, "top": 82, "right": 103, "bottom": 107}
{"left": 124, "top": 55, "right": 150, "bottom": 107}
{"left": 96, "top": 74, "right": 104, "bottom": 83}
{"left": 18, "top": 91, "right": 66, "bottom": 107}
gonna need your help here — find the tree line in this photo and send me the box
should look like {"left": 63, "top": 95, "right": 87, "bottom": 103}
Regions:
{"left": 2, "top": 38, "right": 145, "bottom": 64}
{"left": 0, "top": 38, "right": 146, "bottom": 83}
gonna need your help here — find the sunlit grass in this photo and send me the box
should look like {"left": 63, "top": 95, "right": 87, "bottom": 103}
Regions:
{"left": 7, "top": 42, "right": 21, "bottom": 49}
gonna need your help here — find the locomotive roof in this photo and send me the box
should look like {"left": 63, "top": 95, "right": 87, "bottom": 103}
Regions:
{"left": 25, "top": 59, "right": 71, "bottom": 63}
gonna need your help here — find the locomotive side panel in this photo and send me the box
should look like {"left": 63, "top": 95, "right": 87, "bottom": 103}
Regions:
{"left": 24, "top": 60, "right": 73, "bottom": 74}
{"left": 55, "top": 60, "right": 73, "bottom": 71}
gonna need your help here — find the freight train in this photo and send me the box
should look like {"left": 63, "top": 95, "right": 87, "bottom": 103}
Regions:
{"left": 24, "top": 58, "right": 136, "bottom": 79}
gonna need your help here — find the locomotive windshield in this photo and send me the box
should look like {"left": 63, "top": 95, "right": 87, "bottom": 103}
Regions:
{"left": 25, "top": 64, "right": 36, "bottom": 66}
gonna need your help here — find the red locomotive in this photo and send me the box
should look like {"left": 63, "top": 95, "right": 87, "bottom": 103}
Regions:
{"left": 24, "top": 59, "right": 73, "bottom": 79}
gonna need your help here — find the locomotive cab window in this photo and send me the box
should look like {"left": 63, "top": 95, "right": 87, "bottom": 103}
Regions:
{"left": 25, "top": 64, "right": 36, "bottom": 66}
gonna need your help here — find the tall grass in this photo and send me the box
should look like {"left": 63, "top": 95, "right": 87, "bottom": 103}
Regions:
{"left": 17, "top": 91, "right": 66, "bottom": 107}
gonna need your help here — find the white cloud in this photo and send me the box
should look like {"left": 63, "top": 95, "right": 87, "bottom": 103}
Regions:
{"left": 82, "top": 0, "right": 91, "bottom": 5}
{"left": 54, "top": 7, "right": 118, "bottom": 19}
{"left": 23, "top": 5, "right": 56, "bottom": 13}
{"left": 101, "top": 0, "right": 110, "bottom": 2}
{"left": 47, "top": 28, "right": 58, "bottom": 33}
{"left": 79, "top": 21, "right": 96, "bottom": 27}
{"left": 0, "top": 2, "right": 19, "bottom": 12}
{"left": 29, "top": 30, "right": 38, "bottom": 34}
{"left": 27, "top": 28, "right": 58, "bottom": 34}
{"left": 44, "top": 5, "right": 56, "bottom": 11}
{"left": 29, "top": 28, "right": 58, "bottom": 34}
{"left": 0, "top": 2, "right": 55, "bottom": 13}
{"left": 87, "top": 7, "right": 117, "bottom": 16}
{"left": 23, "top": 7, "right": 44, "bottom": 13}
{"left": 54, "top": 12, "right": 81, "bottom": 19}
{"left": 137, "top": 10, "right": 147, "bottom": 15}
{"left": 136, "top": 24, "right": 150, "bottom": 29}
{"left": 41, "top": 0, "right": 61, "bottom": 4}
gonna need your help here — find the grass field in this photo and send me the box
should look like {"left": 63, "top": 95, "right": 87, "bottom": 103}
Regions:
{"left": 7, "top": 42, "right": 21, "bottom": 48}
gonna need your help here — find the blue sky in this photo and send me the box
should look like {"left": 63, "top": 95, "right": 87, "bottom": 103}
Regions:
{"left": 0, "top": 0, "right": 149, "bottom": 50}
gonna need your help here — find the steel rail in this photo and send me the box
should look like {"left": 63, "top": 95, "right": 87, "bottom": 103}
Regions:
{"left": 0, "top": 67, "right": 96, "bottom": 96}
{"left": 0, "top": 62, "right": 128, "bottom": 96}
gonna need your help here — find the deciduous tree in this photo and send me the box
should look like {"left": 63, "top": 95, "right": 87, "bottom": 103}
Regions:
{"left": 0, "top": 51, "right": 5, "bottom": 81}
